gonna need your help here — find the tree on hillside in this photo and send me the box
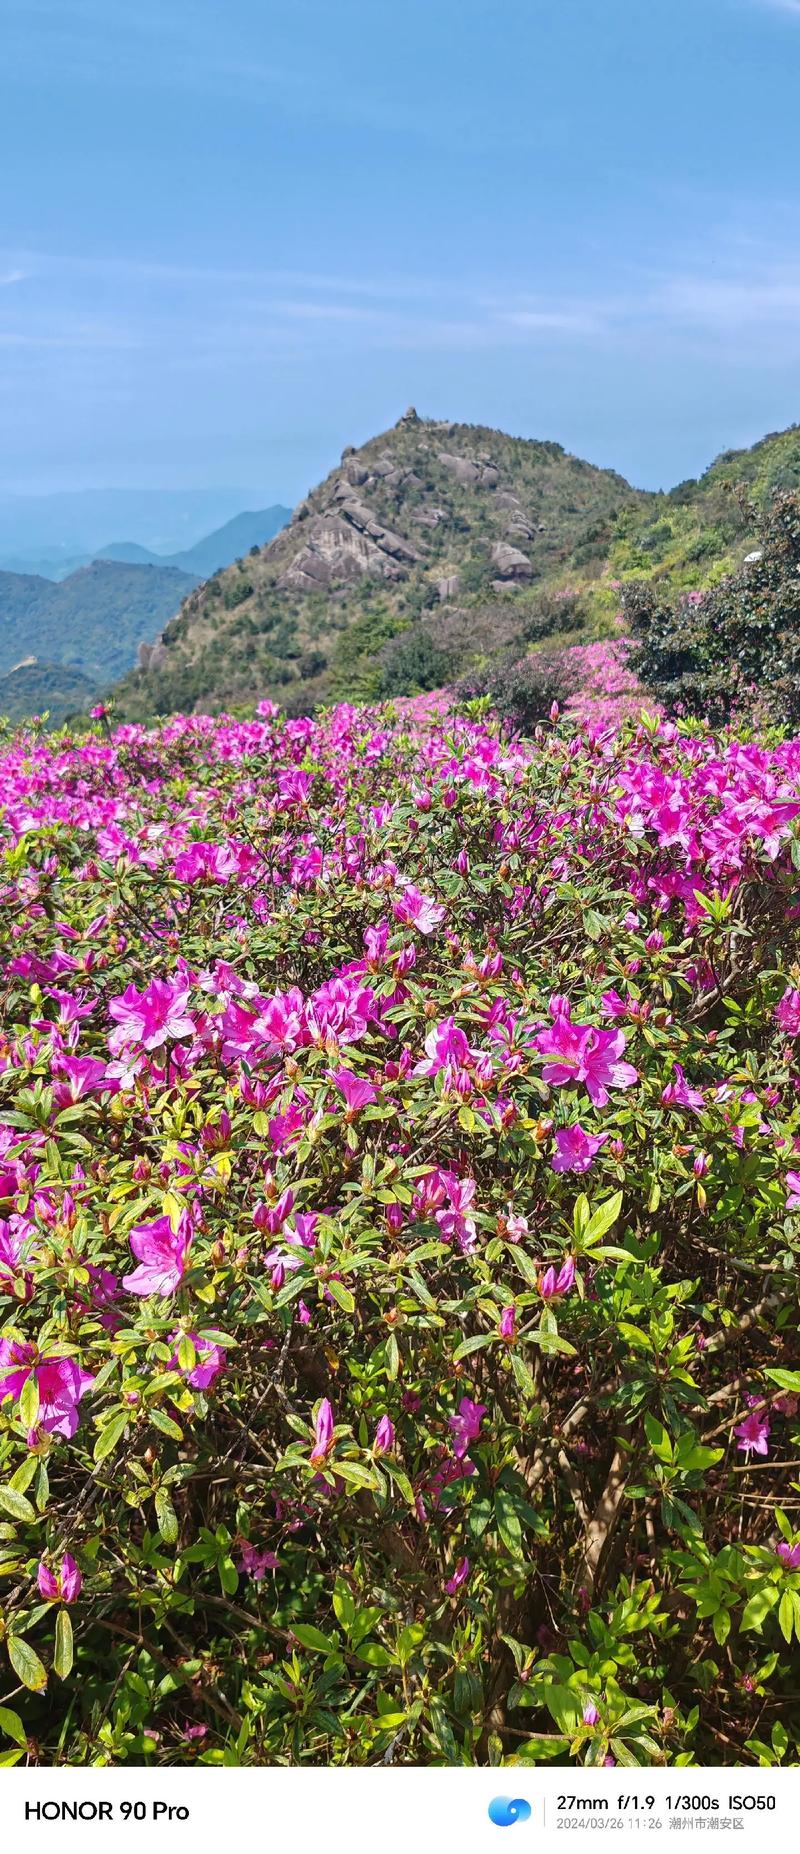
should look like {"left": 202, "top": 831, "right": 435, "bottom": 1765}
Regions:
{"left": 624, "top": 489, "right": 800, "bottom": 726}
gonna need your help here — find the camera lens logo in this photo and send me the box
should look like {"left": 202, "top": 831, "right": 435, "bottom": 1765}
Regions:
{"left": 488, "top": 1797, "right": 532, "bottom": 1828}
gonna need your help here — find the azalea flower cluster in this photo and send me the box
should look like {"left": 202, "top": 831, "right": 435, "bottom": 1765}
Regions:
{"left": 0, "top": 692, "right": 799, "bottom": 1768}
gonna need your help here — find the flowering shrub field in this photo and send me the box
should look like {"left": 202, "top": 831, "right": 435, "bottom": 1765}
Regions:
{"left": 1, "top": 695, "right": 800, "bottom": 1769}
{"left": 456, "top": 636, "right": 655, "bottom": 738}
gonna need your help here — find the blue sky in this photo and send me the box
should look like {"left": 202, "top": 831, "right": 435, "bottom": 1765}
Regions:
{"left": 2, "top": 0, "right": 800, "bottom": 499}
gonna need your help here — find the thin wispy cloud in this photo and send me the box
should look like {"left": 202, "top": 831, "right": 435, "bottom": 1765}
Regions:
{"left": 7, "top": 241, "right": 800, "bottom": 364}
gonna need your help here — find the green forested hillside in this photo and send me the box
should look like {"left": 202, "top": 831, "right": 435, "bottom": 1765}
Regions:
{"left": 0, "top": 559, "right": 197, "bottom": 686}
{"left": 0, "top": 657, "right": 98, "bottom": 726}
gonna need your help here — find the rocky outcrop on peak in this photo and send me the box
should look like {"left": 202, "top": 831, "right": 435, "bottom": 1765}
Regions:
{"left": 276, "top": 500, "right": 423, "bottom": 593}
{"left": 490, "top": 540, "right": 534, "bottom": 582}
{"left": 437, "top": 451, "right": 499, "bottom": 489}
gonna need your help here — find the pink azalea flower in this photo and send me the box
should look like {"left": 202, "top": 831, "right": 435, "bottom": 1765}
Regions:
{"left": 363, "top": 921, "right": 390, "bottom": 967}
{"left": 786, "top": 1171, "right": 800, "bottom": 1210}
{"left": 444, "top": 1556, "right": 470, "bottom": 1594}
{"left": 534, "top": 1010, "right": 637, "bottom": 1108}
{"left": 51, "top": 1055, "right": 118, "bottom": 1111}
{"left": 0, "top": 1217, "right": 37, "bottom": 1289}
{"left": 735, "top": 1409, "right": 771, "bottom": 1456}
{"left": 310, "top": 1397, "right": 335, "bottom": 1465}
{"left": 123, "top": 1211, "right": 192, "bottom": 1297}
{"left": 499, "top": 1305, "right": 517, "bottom": 1340}
{"left": 661, "top": 1062, "right": 705, "bottom": 1114}
{"left": 582, "top": 1702, "right": 600, "bottom": 1726}
{"left": 776, "top": 1541, "right": 800, "bottom": 1570}
{"left": 109, "top": 977, "right": 196, "bottom": 1053}
{"left": 0, "top": 1340, "right": 93, "bottom": 1439}
{"left": 448, "top": 1396, "right": 487, "bottom": 1459}
{"left": 392, "top": 883, "right": 446, "bottom": 934}
{"left": 413, "top": 1016, "right": 472, "bottom": 1078}
{"left": 168, "top": 1330, "right": 225, "bottom": 1389}
{"left": 539, "top": 1256, "right": 576, "bottom": 1300}
{"left": 238, "top": 1541, "right": 279, "bottom": 1579}
{"left": 37, "top": 1552, "right": 82, "bottom": 1603}
{"left": 775, "top": 988, "right": 800, "bottom": 1036}
{"left": 374, "top": 1414, "right": 395, "bottom": 1455}
{"left": 268, "top": 1102, "right": 308, "bottom": 1153}
{"left": 331, "top": 1069, "right": 378, "bottom": 1114}
{"left": 276, "top": 768, "right": 313, "bottom": 809}
{"left": 551, "top": 1124, "right": 608, "bottom": 1173}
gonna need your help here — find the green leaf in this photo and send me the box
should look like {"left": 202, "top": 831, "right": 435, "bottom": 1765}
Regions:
{"left": 93, "top": 1409, "right": 129, "bottom": 1463}
{"left": 53, "top": 1608, "right": 74, "bottom": 1680}
{"left": 9, "top": 1455, "right": 39, "bottom": 1495}
{"left": 349, "top": 1605, "right": 383, "bottom": 1647}
{"left": 332, "top": 1460, "right": 379, "bottom": 1490}
{"left": 513, "top": 1734, "right": 569, "bottom": 1762}
{"left": 19, "top": 1374, "right": 39, "bottom": 1432}
{"left": 778, "top": 1589, "right": 796, "bottom": 1645}
{"left": 609, "top": 1736, "right": 641, "bottom": 1768}
{"left": 509, "top": 1351, "right": 537, "bottom": 1398}
{"left": 386, "top": 1464, "right": 415, "bottom": 1508}
{"left": 674, "top": 1433, "right": 724, "bottom": 1472}
{"left": 292, "top": 1624, "right": 336, "bottom": 1654}
{"left": 539, "top": 1682, "right": 581, "bottom": 1733}
{"left": 771, "top": 1719, "right": 788, "bottom": 1761}
{"left": 177, "top": 1336, "right": 197, "bottom": 1373}
{"left": 452, "top": 1333, "right": 495, "bottom": 1362}
{"left": 741, "top": 1584, "right": 779, "bottom": 1632}
{"left": 332, "top": 1579, "right": 356, "bottom": 1629}
{"left": 712, "top": 1606, "right": 731, "bottom": 1645}
{"left": 765, "top": 1369, "right": 800, "bottom": 1393}
{"left": 155, "top": 1488, "right": 179, "bottom": 1545}
{"left": 7, "top": 1636, "right": 47, "bottom": 1692}
{"left": 218, "top": 1556, "right": 238, "bottom": 1595}
{"left": 644, "top": 1413, "right": 673, "bottom": 1463}
{"left": 395, "top": 1623, "right": 425, "bottom": 1666}
{"left": 0, "top": 1706, "right": 27, "bottom": 1748}
{"left": 583, "top": 1191, "right": 624, "bottom": 1246}
{"left": 149, "top": 1409, "right": 184, "bottom": 1441}
{"left": 513, "top": 1248, "right": 542, "bottom": 1290}
{"left": 495, "top": 1489, "right": 524, "bottom": 1556}
{"left": 573, "top": 1194, "right": 590, "bottom": 1241}
{"left": 354, "top": 1646, "right": 391, "bottom": 1676}
{"left": 0, "top": 1486, "right": 36, "bottom": 1524}
{"left": 327, "top": 1279, "right": 355, "bottom": 1314}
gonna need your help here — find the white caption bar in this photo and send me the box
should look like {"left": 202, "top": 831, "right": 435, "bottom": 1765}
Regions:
{"left": 1, "top": 1766, "right": 794, "bottom": 1854}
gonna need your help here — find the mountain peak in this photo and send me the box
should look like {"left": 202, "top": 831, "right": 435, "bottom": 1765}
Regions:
{"left": 106, "top": 415, "right": 800, "bottom": 727}
{"left": 114, "top": 414, "right": 643, "bottom": 721}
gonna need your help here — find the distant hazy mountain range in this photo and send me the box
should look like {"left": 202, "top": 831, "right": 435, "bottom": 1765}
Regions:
{"left": 0, "top": 502, "right": 290, "bottom": 723}
{"left": 0, "top": 505, "right": 292, "bottom": 582}
{"left": 0, "top": 484, "right": 288, "bottom": 560}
